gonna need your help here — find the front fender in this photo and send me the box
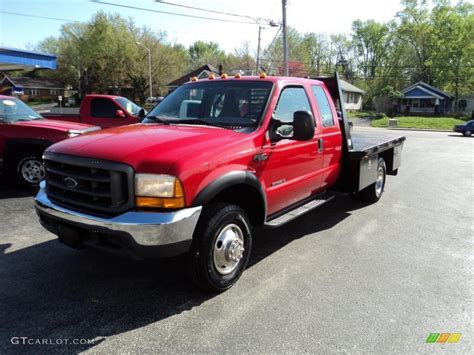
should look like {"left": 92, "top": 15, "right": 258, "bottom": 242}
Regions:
{"left": 192, "top": 170, "right": 267, "bottom": 217}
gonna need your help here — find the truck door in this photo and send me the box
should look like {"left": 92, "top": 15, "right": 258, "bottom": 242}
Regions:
{"left": 258, "top": 86, "right": 324, "bottom": 215}
{"left": 89, "top": 98, "right": 133, "bottom": 128}
{"left": 309, "top": 84, "right": 343, "bottom": 189}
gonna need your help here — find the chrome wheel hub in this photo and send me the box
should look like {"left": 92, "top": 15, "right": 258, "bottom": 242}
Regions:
{"left": 213, "top": 224, "right": 245, "bottom": 275}
{"left": 375, "top": 166, "right": 384, "bottom": 196}
{"left": 21, "top": 159, "right": 45, "bottom": 184}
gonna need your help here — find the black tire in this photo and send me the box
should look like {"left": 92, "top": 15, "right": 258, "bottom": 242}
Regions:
{"left": 360, "top": 157, "right": 386, "bottom": 203}
{"left": 15, "top": 153, "right": 45, "bottom": 187}
{"left": 463, "top": 130, "right": 472, "bottom": 137}
{"left": 188, "top": 203, "right": 252, "bottom": 292}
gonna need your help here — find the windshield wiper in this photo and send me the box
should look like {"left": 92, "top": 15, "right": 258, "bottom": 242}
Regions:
{"left": 175, "top": 119, "right": 226, "bottom": 128}
{"left": 144, "top": 116, "right": 170, "bottom": 125}
{"left": 182, "top": 119, "right": 256, "bottom": 128}
{"left": 16, "top": 117, "right": 42, "bottom": 122}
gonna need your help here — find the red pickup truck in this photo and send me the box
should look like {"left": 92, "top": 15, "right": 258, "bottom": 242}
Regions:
{"left": 42, "top": 94, "right": 145, "bottom": 128}
{"left": 0, "top": 95, "right": 100, "bottom": 186}
{"left": 35, "top": 74, "right": 405, "bottom": 292}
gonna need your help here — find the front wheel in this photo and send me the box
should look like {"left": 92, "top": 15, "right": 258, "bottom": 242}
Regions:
{"left": 16, "top": 154, "right": 45, "bottom": 187}
{"left": 463, "top": 130, "right": 472, "bottom": 137}
{"left": 360, "top": 157, "right": 386, "bottom": 203}
{"left": 188, "top": 203, "right": 252, "bottom": 292}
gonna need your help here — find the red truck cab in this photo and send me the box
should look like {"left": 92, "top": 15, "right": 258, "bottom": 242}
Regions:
{"left": 0, "top": 95, "right": 100, "bottom": 186}
{"left": 42, "top": 94, "right": 145, "bottom": 128}
{"left": 35, "top": 74, "right": 405, "bottom": 291}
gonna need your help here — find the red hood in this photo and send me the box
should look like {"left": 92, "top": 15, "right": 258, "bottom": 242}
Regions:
{"left": 15, "top": 119, "right": 95, "bottom": 132}
{"left": 46, "top": 123, "right": 244, "bottom": 173}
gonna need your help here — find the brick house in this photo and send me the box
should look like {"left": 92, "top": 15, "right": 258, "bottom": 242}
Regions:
{"left": 0, "top": 74, "right": 66, "bottom": 100}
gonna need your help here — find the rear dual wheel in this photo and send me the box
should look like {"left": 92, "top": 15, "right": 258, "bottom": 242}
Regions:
{"left": 360, "top": 157, "right": 386, "bottom": 203}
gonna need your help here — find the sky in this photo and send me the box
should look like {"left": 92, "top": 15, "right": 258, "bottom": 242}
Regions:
{"left": 0, "top": 0, "right": 408, "bottom": 54}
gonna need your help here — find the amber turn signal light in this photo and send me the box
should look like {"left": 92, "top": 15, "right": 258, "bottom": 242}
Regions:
{"left": 136, "top": 179, "right": 185, "bottom": 209}
{"left": 135, "top": 196, "right": 185, "bottom": 209}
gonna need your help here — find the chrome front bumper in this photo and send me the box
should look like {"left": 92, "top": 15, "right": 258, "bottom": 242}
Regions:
{"left": 34, "top": 181, "right": 202, "bottom": 258}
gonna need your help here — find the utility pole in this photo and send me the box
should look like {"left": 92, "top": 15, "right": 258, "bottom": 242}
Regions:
{"left": 136, "top": 41, "right": 153, "bottom": 99}
{"left": 282, "top": 0, "right": 288, "bottom": 76}
{"left": 256, "top": 25, "right": 262, "bottom": 74}
{"left": 256, "top": 20, "right": 279, "bottom": 74}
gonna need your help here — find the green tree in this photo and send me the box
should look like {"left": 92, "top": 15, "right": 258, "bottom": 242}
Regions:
{"left": 300, "top": 33, "right": 329, "bottom": 76}
{"left": 36, "top": 12, "right": 191, "bottom": 101}
{"left": 431, "top": 0, "right": 474, "bottom": 104}
{"left": 395, "top": 0, "right": 435, "bottom": 83}
{"left": 351, "top": 20, "right": 390, "bottom": 84}
{"left": 188, "top": 41, "right": 226, "bottom": 68}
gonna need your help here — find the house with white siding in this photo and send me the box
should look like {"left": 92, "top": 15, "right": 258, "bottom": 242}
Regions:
{"left": 340, "top": 80, "right": 365, "bottom": 111}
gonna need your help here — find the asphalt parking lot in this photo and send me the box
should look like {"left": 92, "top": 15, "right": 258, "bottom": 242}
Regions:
{"left": 0, "top": 128, "right": 472, "bottom": 353}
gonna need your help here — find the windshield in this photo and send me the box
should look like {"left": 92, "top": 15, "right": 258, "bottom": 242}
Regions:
{"left": 0, "top": 98, "right": 42, "bottom": 123}
{"left": 115, "top": 97, "right": 142, "bottom": 115}
{"left": 143, "top": 81, "right": 273, "bottom": 129}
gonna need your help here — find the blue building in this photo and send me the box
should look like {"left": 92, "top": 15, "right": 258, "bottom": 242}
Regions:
{"left": 0, "top": 47, "right": 57, "bottom": 72}
{"left": 399, "top": 82, "right": 454, "bottom": 115}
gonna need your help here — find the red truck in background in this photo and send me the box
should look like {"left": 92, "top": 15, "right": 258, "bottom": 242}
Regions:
{"left": 35, "top": 74, "right": 405, "bottom": 292}
{"left": 0, "top": 95, "right": 100, "bottom": 186}
{"left": 42, "top": 94, "right": 146, "bottom": 128}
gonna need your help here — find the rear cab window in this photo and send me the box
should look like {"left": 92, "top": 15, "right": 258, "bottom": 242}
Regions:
{"left": 311, "top": 85, "right": 335, "bottom": 127}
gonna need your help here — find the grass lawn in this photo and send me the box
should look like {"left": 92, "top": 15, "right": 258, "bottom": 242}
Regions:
{"left": 347, "top": 111, "right": 376, "bottom": 119}
{"left": 371, "top": 116, "right": 465, "bottom": 130}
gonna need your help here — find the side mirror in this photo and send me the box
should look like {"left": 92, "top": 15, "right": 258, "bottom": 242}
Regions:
{"left": 292, "top": 110, "right": 315, "bottom": 141}
{"left": 269, "top": 110, "right": 315, "bottom": 143}
{"left": 137, "top": 108, "right": 146, "bottom": 120}
{"left": 115, "top": 109, "right": 126, "bottom": 118}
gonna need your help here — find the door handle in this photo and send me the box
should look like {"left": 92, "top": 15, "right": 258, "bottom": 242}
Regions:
{"left": 318, "top": 138, "right": 324, "bottom": 153}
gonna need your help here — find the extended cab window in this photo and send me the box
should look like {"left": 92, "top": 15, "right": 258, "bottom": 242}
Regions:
{"left": 274, "top": 87, "right": 312, "bottom": 123}
{"left": 311, "top": 85, "right": 335, "bottom": 127}
{"left": 144, "top": 81, "right": 273, "bottom": 130}
{"left": 91, "top": 98, "right": 119, "bottom": 118}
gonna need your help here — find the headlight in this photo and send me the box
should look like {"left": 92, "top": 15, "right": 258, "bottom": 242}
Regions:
{"left": 135, "top": 174, "right": 185, "bottom": 208}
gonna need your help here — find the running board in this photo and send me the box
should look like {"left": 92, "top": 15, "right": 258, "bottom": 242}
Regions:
{"left": 265, "top": 192, "right": 335, "bottom": 227}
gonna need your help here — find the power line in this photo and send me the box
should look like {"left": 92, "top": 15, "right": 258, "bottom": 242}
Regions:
{"left": 0, "top": 9, "right": 208, "bottom": 39}
{"left": 90, "top": 0, "right": 255, "bottom": 24}
{"left": 0, "top": 10, "right": 74, "bottom": 22}
{"left": 154, "top": 0, "right": 269, "bottom": 23}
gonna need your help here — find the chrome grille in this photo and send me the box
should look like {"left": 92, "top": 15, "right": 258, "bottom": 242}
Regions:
{"left": 43, "top": 152, "right": 134, "bottom": 216}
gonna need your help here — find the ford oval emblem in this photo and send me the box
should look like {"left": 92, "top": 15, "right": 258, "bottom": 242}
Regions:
{"left": 64, "top": 177, "right": 79, "bottom": 189}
